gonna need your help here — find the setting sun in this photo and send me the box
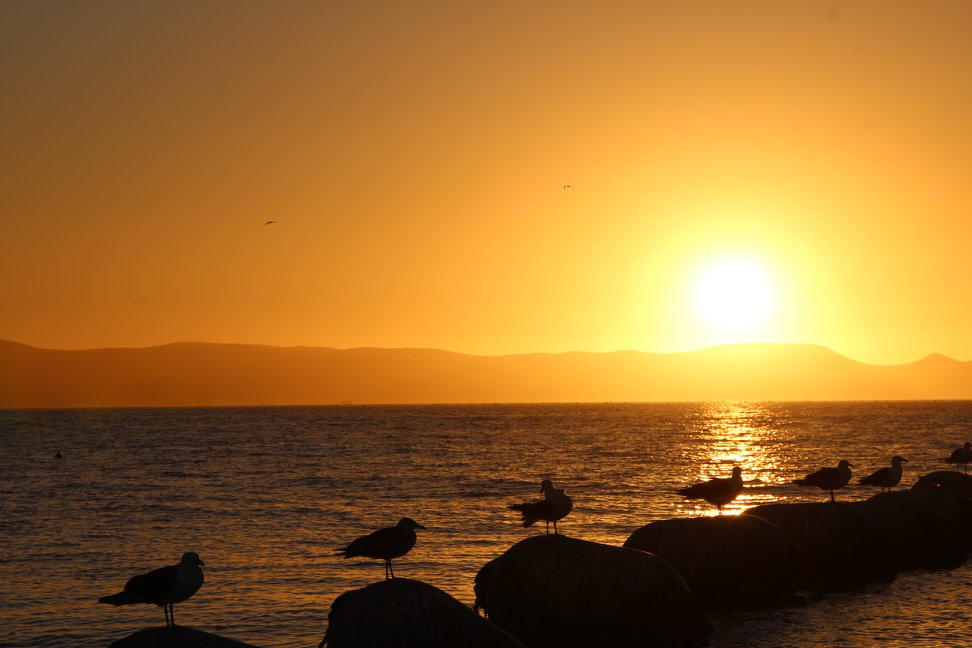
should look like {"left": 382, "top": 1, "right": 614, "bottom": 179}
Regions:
{"left": 694, "top": 258, "right": 775, "bottom": 338}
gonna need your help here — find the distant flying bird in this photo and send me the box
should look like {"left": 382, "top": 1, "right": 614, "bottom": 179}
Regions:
{"left": 794, "top": 459, "right": 853, "bottom": 502}
{"left": 677, "top": 466, "right": 744, "bottom": 513}
{"left": 335, "top": 517, "right": 425, "bottom": 579}
{"left": 562, "top": 184, "right": 571, "bottom": 189}
{"left": 946, "top": 442, "right": 972, "bottom": 473}
{"left": 509, "top": 479, "right": 573, "bottom": 534}
{"left": 264, "top": 220, "right": 276, "bottom": 225}
{"left": 98, "top": 552, "right": 205, "bottom": 628}
{"left": 858, "top": 455, "right": 907, "bottom": 492}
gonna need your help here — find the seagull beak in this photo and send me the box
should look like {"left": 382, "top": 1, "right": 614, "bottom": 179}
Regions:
{"left": 198, "top": 559, "right": 205, "bottom": 566}
{"left": 416, "top": 523, "right": 427, "bottom": 530}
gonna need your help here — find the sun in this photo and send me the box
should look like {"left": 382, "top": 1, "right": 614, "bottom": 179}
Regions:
{"left": 693, "top": 257, "right": 775, "bottom": 337}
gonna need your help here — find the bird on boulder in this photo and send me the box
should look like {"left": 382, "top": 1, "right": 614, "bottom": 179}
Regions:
{"left": 677, "top": 466, "right": 744, "bottom": 513}
{"left": 335, "top": 517, "right": 425, "bottom": 579}
{"left": 859, "top": 455, "right": 907, "bottom": 492}
{"left": 794, "top": 459, "right": 853, "bottom": 502}
{"left": 509, "top": 479, "right": 573, "bottom": 534}
{"left": 98, "top": 552, "right": 205, "bottom": 628}
{"left": 946, "top": 442, "right": 972, "bottom": 473}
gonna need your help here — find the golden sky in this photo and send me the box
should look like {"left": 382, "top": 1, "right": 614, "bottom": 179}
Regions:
{"left": 3, "top": 1, "right": 971, "bottom": 365}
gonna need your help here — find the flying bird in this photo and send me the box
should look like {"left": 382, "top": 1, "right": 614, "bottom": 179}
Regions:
{"left": 98, "top": 552, "right": 205, "bottom": 628}
{"left": 858, "top": 455, "right": 907, "bottom": 492}
{"left": 794, "top": 459, "right": 853, "bottom": 502}
{"left": 562, "top": 184, "right": 572, "bottom": 189}
{"left": 264, "top": 220, "right": 276, "bottom": 225}
{"left": 677, "top": 466, "right": 744, "bottom": 513}
{"left": 509, "top": 479, "right": 573, "bottom": 534}
{"left": 335, "top": 517, "right": 425, "bottom": 579}
{"left": 946, "top": 442, "right": 972, "bottom": 473}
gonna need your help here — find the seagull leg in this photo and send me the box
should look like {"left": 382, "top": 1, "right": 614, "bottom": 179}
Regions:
{"left": 829, "top": 490, "right": 835, "bottom": 503}
{"left": 387, "top": 560, "right": 396, "bottom": 579}
{"left": 170, "top": 604, "right": 176, "bottom": 627}
{"left": 553, "top": 520, "right": 558, "bottom": 535}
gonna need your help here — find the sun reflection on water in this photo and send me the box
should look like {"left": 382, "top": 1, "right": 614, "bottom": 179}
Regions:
{"left": 675, "top": 402, "right": 791, "bottom": 517}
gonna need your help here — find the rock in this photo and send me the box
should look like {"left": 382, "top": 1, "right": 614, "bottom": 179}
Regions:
{"left": 322, "top": 578, "right": 525, "bottom": 648}
{"left": 108, "top": 626, "right": 259, "bottom": 647}
{"left": 912, "top": 470, "right": 972, "bottom": 500}
{"left": 902, "top": 486, "right": 972, "bottom": 551}
{"left": 851, "top": 492, "right": 965, "bottom": 570}
{"left": 744, "top": 502, "right": 896, "bottom": 592}
{"left": 623, "top": 515, "right": 819, "bottom": 609}
{"left": 473, "top": 534, "right": 711, "bottom": 648}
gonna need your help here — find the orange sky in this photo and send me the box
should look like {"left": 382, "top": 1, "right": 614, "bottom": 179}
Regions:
{"left": 3, "top": 1, "right": 971, "bottom": 365}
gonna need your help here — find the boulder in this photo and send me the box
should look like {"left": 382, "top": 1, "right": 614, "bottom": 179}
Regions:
{"left": 912, "top": 470, "right": 972, "bottom": 500}
{"left": 852, "top": 492, "right": 965, "bottom": 570}
{"left": 108, "top": 626, "right": 259, "bottom": 647}
{"left": 322, "top": 578, "right": 525, "bottom": 648}
{"left": 623, "top": 515, "right": 819, "bottom": 609}
{"left": 474, "top": 534, "right": 711, "bottom": 647}
{"left": 902, "top": 486, "right": 972, "bottom": 551}
{"left": 744, "top": 502, "right": 896, "bottom": 592}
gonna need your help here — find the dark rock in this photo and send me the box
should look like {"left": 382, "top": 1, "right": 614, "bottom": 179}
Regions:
{"left": 902, "top": 487, "right": 972, "bottom": 551}
{"left": 852, "top": 492, "right": 965, "bottom": 570}
{"left": 323, "top": 577, "right": 525, "bottom": 648}
{"left": 108, "top": 626, "right": 259, "bottom": 647}
{"left": 474, "top": 534, "right": 711, "bottom": 648}
{"left": 912, "top": 470, "right": 972, "bottom": 500}
{"left": 624, "top": 515, "right": 819, "bottom": 609}
{"left": 744, "top": 502, "right": 896, "bottom": 592}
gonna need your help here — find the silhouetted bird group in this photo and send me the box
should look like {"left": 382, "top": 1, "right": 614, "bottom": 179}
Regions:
{"left": 97, "top": 440, "right": 972, "bottom": 629}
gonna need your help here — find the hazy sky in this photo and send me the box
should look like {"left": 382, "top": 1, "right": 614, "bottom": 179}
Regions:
{"left": 3, "top": 1, "right": 971, "bottom": 364}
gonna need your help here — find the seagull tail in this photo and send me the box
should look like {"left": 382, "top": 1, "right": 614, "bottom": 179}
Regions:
{"left": 98, "top": 591, "right": 141, "bottom": 606}
{"left": 508, "top": 503, "right": 538, "bottom": 528}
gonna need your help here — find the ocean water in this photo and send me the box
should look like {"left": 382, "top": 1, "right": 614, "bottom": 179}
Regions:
{"left": 2, "top": 402, "right": 972, "bottom": 647}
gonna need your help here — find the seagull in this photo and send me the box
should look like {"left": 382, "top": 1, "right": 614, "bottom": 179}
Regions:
{"left": 264, "top": 220, "right": 276, "bottom": 225}
{"left": 98, "top": 552, "right": 205, "bottom": 628}
{"left": 562, "top": 184, "right": 572, "bottom": 189}
{"left": 946, "top": 442, "right": 972, "bottom": 473}
{"left": 858, "top": 455, "right": 907, "bottom": 492}
{"left": 509, "top": 479, "right": 573, "bottom": 534}
{"left": 676, "top": 466, "right": 744, "bottom": 513}
{"left": 335, "top": 517, "right": 425, "bottom": 579}
{"left": 793, "top": 459, "right": 853, "bottom": 502}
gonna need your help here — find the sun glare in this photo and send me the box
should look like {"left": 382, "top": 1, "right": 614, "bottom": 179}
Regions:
{"left": 694, "top": 257, "right": 775, "bottom": 336}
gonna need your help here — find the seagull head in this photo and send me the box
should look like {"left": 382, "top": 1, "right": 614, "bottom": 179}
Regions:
{"left": 397, "top": 517, "right": 426, "bottom": 531}
{"left": 181, "top": 552, "right": 205, "bottom": 567}
{"left": 731, "top": 466, "right": 742, "bottom": 478}
{"left": 891, "top": 455, "right": 908, "bottom": 464}
{"left": 837, "top": 459, "right": 853, "bottom": 469}
{"left": 539, "top": 478, "right": 554, "bottom": 493}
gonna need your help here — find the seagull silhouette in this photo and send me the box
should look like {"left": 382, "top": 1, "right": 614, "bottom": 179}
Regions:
{"left": 264, "top": 221, "right": 276, "bottom": 225}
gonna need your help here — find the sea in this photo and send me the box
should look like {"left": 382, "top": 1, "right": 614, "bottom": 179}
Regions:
{"left": 2, "top": 402, "right": 972, "bottom": 648}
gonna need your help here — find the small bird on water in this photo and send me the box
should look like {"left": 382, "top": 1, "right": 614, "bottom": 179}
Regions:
{"left": 677, "top": 466, "right": 744, "bottom": 513}
{"left": 98, "top": 552, "right": 205, "bottom": 628}
{"left": 335, "top": 517, "right": 425, "bottom": 579}
{"left": 794, "top": 459, "right": 853, "bottom": 502}
{"left": 858, "top": 455, "right": 907, "bottom": 492}
{"left": 509, "top": 479, "right": 573, "bottom": 535}
{"left": 946, "top": 442, "right": 972, "bottom": 473}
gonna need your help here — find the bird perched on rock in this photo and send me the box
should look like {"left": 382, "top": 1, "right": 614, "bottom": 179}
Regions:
{"left": 98, "top": 552, "right": 205, "bottom": 628}
{"left": 858, "top": 455, "right": 907, "bottom": 492}
{"left": 946, "top": 442, "right": 972, "bottom": 473}
{"left": 509, "top": 479, "right": 573, "bottom": 534}
{"left": 794, "top": 459, "right": 853, "bottom": 502}
{"left": 677, "top": 466, "right": 744, "bottom": 513}
{"left": 335, "top": 517, "right": 425, "bottom": 579}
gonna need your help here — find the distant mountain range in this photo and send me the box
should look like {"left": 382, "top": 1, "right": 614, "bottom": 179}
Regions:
{"left": 1, "top": 339, "right": 970, "bottom": 408}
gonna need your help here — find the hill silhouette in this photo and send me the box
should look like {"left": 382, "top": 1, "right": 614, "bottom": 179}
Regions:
{"left": 1, "top": 340, "right": 970, "bottom": 408}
